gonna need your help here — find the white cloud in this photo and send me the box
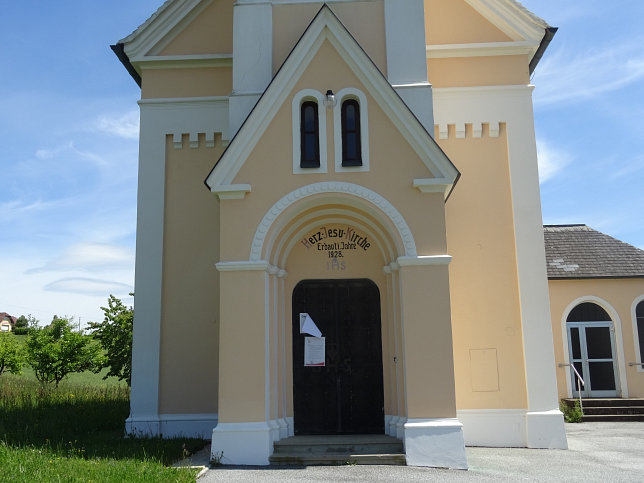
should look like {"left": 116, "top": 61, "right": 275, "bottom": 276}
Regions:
{"left": 26, "top": 142, "right": 108, "bottom": 171}
{"left": 44, "top": 278, "right": 133, "bottom": 297}
{"left": 95, "top": 111, "right": 140, "bottom": 139}
{"left": 533, "top": 40, "right": 644, "bottom": 107}
{"left": 536, "top": 139, "right": 574, "bottom": 184}
{"left": 27, "top": 243, "right": 134, "bottom": 274}
{"left": 0, "top": 199, "right": 58, "bottom": 222}
{"left": 610, "top": 154, "right": 644, "bottom": 180}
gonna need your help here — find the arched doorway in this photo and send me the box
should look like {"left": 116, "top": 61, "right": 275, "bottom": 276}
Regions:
{"left": 292, "top": 279, "right": 384, "bottom": 435}
{"left": 566, "top": 302, "right": 619, "bottom": 397}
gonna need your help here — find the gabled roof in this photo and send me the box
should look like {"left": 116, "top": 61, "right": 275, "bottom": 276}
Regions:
{"left": 112, "top": 0, "right": 217, "bottom": 86}
{"left": 430, "top": 0, "right": 556, "bottom": 74}
{"left": 544, "top": 225, "right": 644, "bottom": 279}
{"left": 0, "top": 312, "right": 17, "bottom": 325}
{"left": 205, "top": 4, "right": 459, "bottom": 198}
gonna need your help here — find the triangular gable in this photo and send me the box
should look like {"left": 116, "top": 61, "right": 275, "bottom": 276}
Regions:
{"left": 118, "top": 0, "right": 216, "bottom": 66}
{"left": 206, "top": 5, "right": 459, "bottom": 198}
{"left": 465, "top": 0, "right": 548, "bottom": 43}
{"left": 427, "top": 0, "right": 553, "bottom": 73}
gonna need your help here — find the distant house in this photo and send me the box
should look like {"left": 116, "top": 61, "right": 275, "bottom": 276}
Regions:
{"left": 545, "top": 225, "right": 644, "bottom": 399}
{"left": 0, "top": 312, "right": 17, "bottom": 333}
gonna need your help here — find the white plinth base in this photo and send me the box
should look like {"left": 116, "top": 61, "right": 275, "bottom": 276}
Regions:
{"left": 404, "top": 418, "right": 467, "bottom": 469}
{"left": 211, "top": 421, "right": 274, "bottom": 465}
{"left": 125, "top": 413, "right": 217, "bottom": 439}
{"left": 526, "top": 409, "right": 568, "bottom": 449}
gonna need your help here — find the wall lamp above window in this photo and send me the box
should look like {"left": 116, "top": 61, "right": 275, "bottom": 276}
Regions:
{"left": 324, "top": 90, "right": 336, "bottom": 109}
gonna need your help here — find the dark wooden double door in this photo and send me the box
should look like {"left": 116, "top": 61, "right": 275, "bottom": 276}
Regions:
{"left": 292, "top": 279, "right": 384, "bottom": 435}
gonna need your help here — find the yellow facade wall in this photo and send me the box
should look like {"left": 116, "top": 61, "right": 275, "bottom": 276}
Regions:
{"left": 424, "top": 0, "right": 513, "bottom": 45}
{"left": 428, "top": 55, "right": 530, "bottom": 88}
{"left": 226, "top": 39, "right": 446, "bottom": 262}
{"left": 439, "top": 124, "right": 528, "bottom": 410}
{"left": 548, "top": 278, "right": 644, "bottom": 399}
{"left": 158, "top": 135, "right": 223, "bottom": 414}
{"left": 272, "top": 1, "right": 386, "bottom": 75}
{"left": 141, "top": 67, "right": 232, "bottom": 99}
{"left": 158, "top": 0, "right": 234, "bottom": 56}
{"left": 214, "top": 38, "right": 455, "bottom": 421}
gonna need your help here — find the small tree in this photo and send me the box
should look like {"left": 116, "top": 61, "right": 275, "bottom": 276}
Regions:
{"left": 15, "top": 314, "right": 38, "bottom": 329}
{"left": 14, "top": 314, "right": 39, "bottom": 335}
{"left": 88, "top": 295, "right": 133, "bottom": 386}
{"left": 25, "top": 317, "right": 102, "bottom": 386}
{"left": 0, "top": 333, "right": 24, "bottom": 376}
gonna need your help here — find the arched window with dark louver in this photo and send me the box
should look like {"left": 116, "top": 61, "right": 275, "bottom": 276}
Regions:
{"left": 341, "top": 99, "right": 361, "bottom": 167}
{"left": 300, "top": 101, "right": 320, "bottom": 168}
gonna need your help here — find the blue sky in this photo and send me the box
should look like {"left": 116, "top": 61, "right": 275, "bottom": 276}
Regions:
{"left": 1, "top": 1, "right": 642, "bottom": 326}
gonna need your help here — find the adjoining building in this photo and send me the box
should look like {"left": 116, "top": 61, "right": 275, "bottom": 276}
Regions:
{"left": 545, "top": 225, "right": 644, "bottom": 399}
{"left": 113, "top": 0, "right": 567, "bottom": 468}
{"left": 0, "top": 312, "right": 17, "bottom": 332}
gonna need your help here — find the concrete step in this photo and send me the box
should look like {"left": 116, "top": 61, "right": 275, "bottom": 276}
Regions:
{"left": 270, "top": 453, "right": 407, "bottom": 466}
{"left": 582, "top": 406, "right": 644, "bottom": 416}
{"left": 563, "top": 398, "right": 644, "bottom": 408}
{"left": 270, "top": 435, "right": 406, "bottom": 466}
{"left": 582, "top": 414, "right": 644, "bottom": 423}
{"left": 273, "top": 435, "right": 403, "bottom": 455}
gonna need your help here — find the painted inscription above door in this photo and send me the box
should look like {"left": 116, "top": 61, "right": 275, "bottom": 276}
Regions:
{"left": 299, "top": 224, "right": 372, "bottom": 272}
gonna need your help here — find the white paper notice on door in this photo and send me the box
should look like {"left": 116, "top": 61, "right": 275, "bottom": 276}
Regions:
{"left": 304, "top": 337, "right": 325, "bottom": 366}
{"left": 299, "top": 313, "right": 322, "bottom": 337}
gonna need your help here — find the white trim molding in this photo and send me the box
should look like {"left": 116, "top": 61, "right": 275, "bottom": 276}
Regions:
{"left": 249, "top": 182, "right": 418, "bottom": 261}
{"left": 427, "top": 41, "right": 535, "bottom": 59}
{"left": 136, "top": 54, "right": 232, "bottom": 72}
{"left": 126, "top": 413, "right": 218, "bottom": 439}
{"left": 292, "top": 89, "right": 328, "bottom": 174}
{"left": 333, "top": 87, "right": 370, "bottom": 172}
{"left": 403, "top": 418, "right": 467, "bottom": 469}
{"left": 211, "top": 184, "right": 252, "bottom": 200}
{"left": 396, "top": 255, "right": 452, "bottom": 267}
{"left": 413, "top": 178, "right": 454, "bottom": 197}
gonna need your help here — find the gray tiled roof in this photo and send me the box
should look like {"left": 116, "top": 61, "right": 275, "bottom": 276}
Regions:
{"left": 543, "top": 225, "right": 644, "bottom": 279}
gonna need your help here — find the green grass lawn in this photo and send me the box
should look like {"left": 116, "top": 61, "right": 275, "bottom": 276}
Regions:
{"left": 1, "top": 358, "right": 205, "bottom": 482}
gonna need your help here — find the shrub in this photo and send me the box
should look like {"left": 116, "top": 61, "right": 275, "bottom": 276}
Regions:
{"left": 0, "top": 333, "right": 24, "bottom": 376}
{"left": 560, "top": 400, "right": 583, "bottom": 423}
{"left": 88, "top": 295, "right": 133, "bottom": 386}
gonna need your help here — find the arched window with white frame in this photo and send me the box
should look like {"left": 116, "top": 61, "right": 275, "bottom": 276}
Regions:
{"left": 333, "top": 88, "right": 369, "bottom": 172}
{"left": 300, "top": 101, "right": 320, "bottom": 168}
{"left": 292, "top": 89, "right": 328, "bottom": 174}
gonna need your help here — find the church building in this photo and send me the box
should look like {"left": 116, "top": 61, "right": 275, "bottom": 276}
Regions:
{"left": 113, "top": 0, "right": 567, "bottom": 468}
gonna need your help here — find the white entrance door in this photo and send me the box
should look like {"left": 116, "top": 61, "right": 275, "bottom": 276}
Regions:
{"left": 567, "top": 322, "right": 619, "bottom": 398}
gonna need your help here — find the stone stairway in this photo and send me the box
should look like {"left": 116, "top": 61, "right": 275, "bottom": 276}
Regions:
{"left": 269, "top": 434, "right": 406, "bottom": 466}
{"left": 562, "top": 398, "right": 644, "bottom": 422}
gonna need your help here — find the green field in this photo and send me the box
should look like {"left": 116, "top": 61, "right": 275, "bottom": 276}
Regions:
{"left": 0, "top": 337, "right": 204, "bottom": 482}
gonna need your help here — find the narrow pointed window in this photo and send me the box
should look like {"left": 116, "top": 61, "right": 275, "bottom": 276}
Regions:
{"left": 341, "top": 99, "right": 361, "bottom": 167}
{"left": 300, "top": 101, "right": 320, "bottom": 168}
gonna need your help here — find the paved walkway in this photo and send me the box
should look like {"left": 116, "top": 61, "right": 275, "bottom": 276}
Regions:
{"left": 187, "top": 422, "right": 644, "bottom": 482}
